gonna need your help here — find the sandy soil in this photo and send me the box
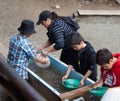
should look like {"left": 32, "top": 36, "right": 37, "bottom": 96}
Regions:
{"left": 0, "top": 0, "right": 120, "bottom": 100}
{"left": 0, "top": 0, "right": 120, "bottom": 58}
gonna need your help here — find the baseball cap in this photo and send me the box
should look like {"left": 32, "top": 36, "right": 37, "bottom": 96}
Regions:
{"left": 36, "top": 10, "right": 52, "bottom": 25}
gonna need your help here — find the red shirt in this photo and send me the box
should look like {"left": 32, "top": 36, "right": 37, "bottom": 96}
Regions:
{"left": 101, "top": 53, "right": 120, "bottom": 87}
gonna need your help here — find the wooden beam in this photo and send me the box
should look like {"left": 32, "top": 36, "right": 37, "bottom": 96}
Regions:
{"left": 77, "top": 10, "right": 120, "bottom": 16}
{"left": 59, "top": 84, "right": 95, "bottom": 100}
{"left": 0, "top": 56, "right": 45, "bottom": 101}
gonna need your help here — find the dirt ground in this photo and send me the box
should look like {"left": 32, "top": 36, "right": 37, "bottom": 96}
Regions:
{"left": 0, "top": 0, "right": 120, "bottom": 100}
{"left": 0, "top": 0, "right": 120, "bottom": 57}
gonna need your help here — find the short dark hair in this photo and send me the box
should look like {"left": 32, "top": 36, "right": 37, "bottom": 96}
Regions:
{"left": 96, "top": 48, "right": 113, "bottom": 65}
{"left": 70, "top": 32, "right": 84, "bottom": 46}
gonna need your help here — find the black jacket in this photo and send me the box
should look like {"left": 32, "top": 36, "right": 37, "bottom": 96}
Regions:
{"left": 74, "top": 41, "right": 97, "bottom": 81}
{"left": 47, "top": 19, "right": 74, "bottom": 50}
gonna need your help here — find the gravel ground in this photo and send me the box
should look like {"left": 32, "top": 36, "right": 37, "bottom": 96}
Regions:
{"left": 78, "top": 16, "right": 120, "bottom": 53}
{"left": 0, "top": 0, "right": 120, "bottom": 100}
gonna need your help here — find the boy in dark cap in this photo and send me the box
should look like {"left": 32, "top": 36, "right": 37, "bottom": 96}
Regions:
{"left": 7, "top": 19, "right": 48, "bottom": 80}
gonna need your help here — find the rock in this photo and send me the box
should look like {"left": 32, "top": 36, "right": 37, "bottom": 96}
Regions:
{"left": 55, "top": 5, "right": 60, "bottom": 9}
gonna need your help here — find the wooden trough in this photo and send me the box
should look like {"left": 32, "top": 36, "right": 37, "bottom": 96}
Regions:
{"left": 27, "top": 55, "right": 96, "bottom": 101}
{"left": 0, "top": 54, "right": 95, "bottom": 101}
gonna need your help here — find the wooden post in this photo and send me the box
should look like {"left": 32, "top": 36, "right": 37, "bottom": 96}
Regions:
{"left": 59, "top": 84, "right": 95, "bottom": 100}
{"left": 0, "top": 56, "right": 45, "bottom": 101}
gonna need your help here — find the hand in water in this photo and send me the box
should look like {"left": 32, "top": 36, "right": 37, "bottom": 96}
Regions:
{"left": 38, "top": 55, "right": 49, "bottom": 64}
{"left": 62, "top": 75, "right": 68, "bottom": 81}
{"left": 36, "top": 46, "right": 44, "bottom": 53}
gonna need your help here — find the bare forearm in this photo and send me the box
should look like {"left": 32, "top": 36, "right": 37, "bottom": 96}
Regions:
{"left": 42, "top": 40, "right": 52, "bottom": 49}
{"left": 94, "top": 74, "right": 104, "bottom": 88}
{"left": 62, "top": 65, "right": 73, "bottom": 81}
{"left": 65, "top": 65, "right": 73, "bottom": 77}
{"left": 82, "top": 70, "right": 92, "bottom": 81}
{"left": 45, "top": 46, "right": 57, "bottom": 54}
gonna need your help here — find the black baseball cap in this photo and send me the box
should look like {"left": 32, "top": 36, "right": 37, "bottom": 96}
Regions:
{"left": 36, "top": 10, "right": 52, "bottom": 25}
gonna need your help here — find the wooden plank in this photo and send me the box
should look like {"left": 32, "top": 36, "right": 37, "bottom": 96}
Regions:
{"left": 77, "top": 10, "right": 120, "bottom": 16}
{"left": 59, "top": 84, "right": 95, "bottom": 100}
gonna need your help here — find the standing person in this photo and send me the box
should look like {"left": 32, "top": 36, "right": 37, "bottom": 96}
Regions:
{"left": 7, "top": 19, "right": 48, "bottom": 80}
{"left": 36, "top": 10, "right": 80, "bottom": 74}
{"left": 62, "top": 33, "right": 97, "bottom": 86}
{"left": 94, "top": 48, "right": 120, "bottom": 88}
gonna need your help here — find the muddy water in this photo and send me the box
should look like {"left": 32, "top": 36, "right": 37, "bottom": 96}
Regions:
{"left": 29, "top": 62, "right": 71, "bottom": 93}
{"left": 29, "top": 62, "right": 101, "bottom": 101}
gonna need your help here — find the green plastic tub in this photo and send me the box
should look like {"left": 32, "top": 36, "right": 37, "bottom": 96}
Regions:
{"left": 62, "top": 79, "right": 80, "bottom": 89}
{"left": 89, "top": 87, "right": 108, "bottom": 97}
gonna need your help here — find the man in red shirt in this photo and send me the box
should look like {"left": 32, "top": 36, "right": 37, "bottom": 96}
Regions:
{"left": 94, "top": 48, "right": 120, "bottom": 87}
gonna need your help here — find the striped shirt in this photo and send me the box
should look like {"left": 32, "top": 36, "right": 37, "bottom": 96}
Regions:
{"left": 7, "top": 33, "right": 36, "bottom": 79}
{"left": 47, "top": 19, "right": 75, "bottom": 50}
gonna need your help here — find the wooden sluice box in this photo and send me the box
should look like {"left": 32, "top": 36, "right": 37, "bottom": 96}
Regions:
{"left": 27, "top": 55, "right": 99, "bottom": 101}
